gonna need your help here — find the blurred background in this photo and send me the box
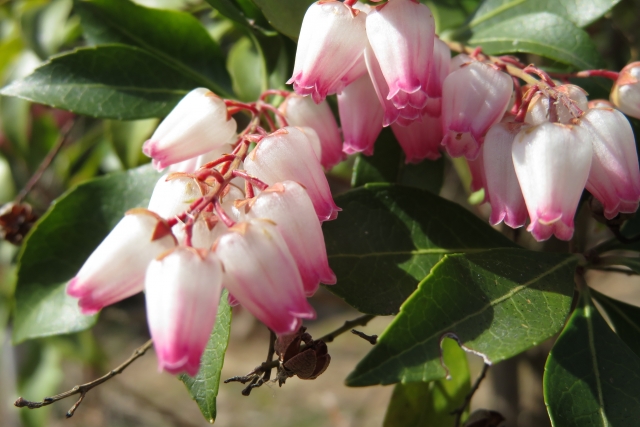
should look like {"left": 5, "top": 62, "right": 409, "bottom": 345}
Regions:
{"left": 1, "top": 0, "right": 639, "bottom": 426}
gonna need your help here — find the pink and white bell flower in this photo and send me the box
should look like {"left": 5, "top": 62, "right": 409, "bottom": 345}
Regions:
{"left": 241, "top": 181, "right": 336, "bottom": 296}
{"left": 339, "top": 72, "right": 384, "bottom": 155}
{"left": 288, "top": 1, "right": 367, "bottom": 103}
{"left": 391, "top": 114, "right": 442, "bottom": 163}
{"left": 483, "top": 122, "right": 529, "bottom": 228}
{"left": 441, "top": 62, "right": 513, "bottom": 160}
{"left": 279, "top": 94, "right": 344, "bottom": 169}
{"left": 526, "top": 84, "right": 588, "bottom": 125}
{"left": 450, "top": 53, "right": 473, "bottom": 71}
{"left": 424, "top": 38, "right": 451, "bottom": 117}
{"left": 145, "top": 247, "right": 223, "bottom": 376}
{"left": 365, "top": 0, "right": 435, "bottom": 110}
{"left": 326, "top": 54, "right": 368, "bottom": 96}
{"left": 67, "top": 209, "right": 177, "bottom": 315}
{"left": 244, "top": 127, "right": 340, "bottom": 221}
{"left": 579, "top": 107, "right": 640, "bottom": 219}
{"left": 143, "top": 88, "right": 237, "bottom": 170}
{"left": 148, "top": 174, "right": 206, "bottom": 220}
{"left": 215, "top": 219, "right": 316, "bottom": 335}
{"left": 512, "top": 122, "right": 593, "bottom": 241}
{"left": 610, "top": 62, "right": 640, "bottom": 119}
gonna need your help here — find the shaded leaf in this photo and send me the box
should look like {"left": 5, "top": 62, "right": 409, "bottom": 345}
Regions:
{"left": 105, "top": 118, "right": 158, "bottom": 169}
{"left": 13, "top": 165, "right": 161, "bottom": 343}
{"left": 592, "top": 289, "right": 640, "bottom": 358}
{"left": 250, "top": 0, "right": 315, "bottom": 40}
{"left": 346, "top": 249, "right": 577, "bottom": 386}
{"left": 76, "top": 0, "right": 232, "bottom": 96}
{"left": 227, "top": 37, "right": 265, "bottom": 102}
{"left": 1, "top": 45, "right": 200, "bottom": 120}
{"left": 468, "top": 0, "right": 622, "bottom": 30}
{"left": 323, "top": 184, "right": 515, "bottom": 315}
{"left": 383, "top": 337, "right": 471, "bottom": 427}
{"left": 467, "top": 12, "right": 603, "bottom": 70}
{"left": 545, "top": 292, "right": 640, "bottom": 427}
{"left": 180, "top": 290, "right": 232, "bottom": 423}
{"left": 428, "top": 0, "right": 482, "bottom": 33}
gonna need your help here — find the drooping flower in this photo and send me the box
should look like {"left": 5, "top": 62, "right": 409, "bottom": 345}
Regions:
{"left": 610, "top": 62, "right": 640, "bottom": 119}
{"left": 241, "top": 181, "right": 336, "bottom": 296}
{"left": 424, "top": 38, "right": 451, "bottom": 117}
{"left": 339, "top": 72, "right": 385, "bottom": 155}
{"left": 483, "top": 121, "right": 529, "bottom": 228}
{"left": 365, "top": 0, "right": 435, "bottom": 110}
{"left": 244, "top": 127, "right": 340, "bottom": 221}
{"left": 441, "top": 62, "right": 513, "bottom": 160}
{"left": 512, "top": 122, "right": 593, "bottom": 241}
{"left": 145, "top": 247, "right": 223, "bottom": 376}
{"left": 215, "top": 219, "right": 316, "bottom": 335}
{"left": 66, "top": 209, "right": 177, "bottom": 314}
{"left": 391, "top": 114, "right": 442, "bottom": 163}
{"left": 143, "top": 88, "right": 237, "bottom": 170}
{"left": 580, "top": 107, "right": 640, "bottom": 219}
{"left": 279, "top": 94, "right": 344, "bottom": 169}
{"left": 288, "top": 1, "right": 368, "bottom": 103}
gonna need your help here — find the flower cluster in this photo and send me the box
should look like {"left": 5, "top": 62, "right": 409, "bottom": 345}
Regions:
{"left": 291, "top": 0, "right": 640, "bottom": 242}
{"left": 67, "top": 88, "right": 338, "bottom": 376}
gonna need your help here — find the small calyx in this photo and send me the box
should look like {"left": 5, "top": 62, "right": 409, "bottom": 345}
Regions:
{"left": 275, "top": 327, "right": 331, "bottom": 385}
{"left": 0, "top": 202, "right": 38, "bottom": 245}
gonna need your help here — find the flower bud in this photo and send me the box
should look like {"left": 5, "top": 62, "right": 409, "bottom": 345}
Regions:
{"left": 244, "top": 127, "right": 340, "bottom": 221}
{"left": 148, "top": 175, "right": 205, "bottom": 220}
{"left": 442, "top": 62, "right": 513, "bottom": 160}
{"left": 143, "top": 88, "right": 237, "bottom": 170}
{"left": 339, "top": 72, "right": 384, "bottom": 155}
{"left": 67, "top": 210, "right": 177, "bottom": 314}
{"left": 526, "top": 84, "right": 587, "bottom": 125}
{"left": 241, "top": 181, "right": 336, "bottom": 296}
{"left": 145, "top": 247, "right": 223, "bottom": 376}
{"left": 610, "top": 62, "right": 640, "bottom": 119}
{"left": 215, "top": 219, "right": 315, "bottom": 335}
{"left": 580, "top": 107, "right": 640, "bottom": 219}
{"left": 483, "top": 122, "right": 529, "bottom": 228}
{"left": 512, "top": 122, "right": 592, "bottom": 241}
{"left": 288, "top": 1, "right": 367, "bottom": 103}
{"left": 391, "top": 114, "right": 442, "bottom": 163}
{"left": 366, "top": 0, "right": 435, "bottom": 110}
{"left": 279, "top": 94, "right": 344, "bottom": 169}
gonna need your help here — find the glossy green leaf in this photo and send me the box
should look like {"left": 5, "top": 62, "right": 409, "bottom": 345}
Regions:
{"left": 105, "top": 118, "right": 158, "bottom": 169}
{"left": 1, "top": 45, "right": 199, "bottom": 120}
{"left": 346, "top": 249, "right": 577, "bottom": 386}
{"left": 227, "top": 37, "right": 265, "bottom": 102}
{"left": 205, "top": 0, "right": 253, "bottom": 28}
{"left": 592, "top": 289, "right": 640, "bottom": 358}
{"left": 351, "top": 128, "right": 445, "bottom": 195}
{"left": 323, "top": 184, "right": 515, "bottom": 315}
{"left": 467, "top": 12, "right": 603, "bottom": 70}
{"left": 427, "top": 0, "right": 482, "bottom": 33}
{"left": 13, "top": 165, "right": 161, "bottom": 343}
{"left": 383, "top": 338, "right": 470, "bottom": 427}
{"left": 468, "top": 0, "right": 621, "bottom": 30}
{"left": 544, "top": 292, "right": 640, "bottom": 427}
{"left": 76, "top": 0, "right": 232, "bottom": 97}
{"left": 250, "top": 0, "right": 314, "bottom": 40}
{"left": 180, "top": 290, "right": 232, "bottom": 423}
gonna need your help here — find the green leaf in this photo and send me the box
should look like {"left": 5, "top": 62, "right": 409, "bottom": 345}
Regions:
{"left": 205, "top": 0, "right": 253, "bottom": 28}
{"left": 544, "top": 292, "right": 640, "bottom": 427}
{"left": 323, "top": 184, "right": 516, "bottom": 315}
{"left": 250, "top": 0, "right": 314, "bottom": 40}
{"left": 105, "top": 118, "right": 158, "bottom": 169}
{"left": 346, "top": 249, "right": 577, "bottom": 386}
{"left": 76, "top": 0, "right": 232, "bottom": 97}
{"left": 383, "top": 337, "right": 471, "bottom": 427}
{"left": 13, "top": 165, "right": 161, "bottom": 343}
{"left": 467, "top": 0, "right": 621, "bottom": 30}
{"left": 467, "top": 12, "right": 603, "bottom": 70}
{"left": 227, "top": 37, "right": 266, "bottom": 102}
{"left": 427, "top": 0, "right": 482, "bottom": 33}
{"left": 1, "top": 45, "right": 200, "bottom": 120}
{"left": 351, "top": 129, "right": 445, "bottom": 194}
{"left": 180, "top": 290, "right": 232, "bottom": 423}
{"left": 592, "top": 289, "right": 640, "bottom": 358}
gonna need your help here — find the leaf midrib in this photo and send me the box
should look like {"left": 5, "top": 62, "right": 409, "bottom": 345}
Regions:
{"left": 328, "top": 248, "right": 491, "bottom": 259}
{"left": 348, "top": 255, "right": 577, "bottom": 383}
{"left": 585, "top": 303, "right": 610, "bottom": 426}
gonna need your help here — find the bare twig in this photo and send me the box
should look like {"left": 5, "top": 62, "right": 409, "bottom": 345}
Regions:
{"left": 15, "top": 119, "right": 78, "bottom": 204}
{"left": 318, "top": 314, "right": 376, "bottom": 343}
{"left": 15, "top": 339, "right": 153, "bottom": 418}
{"left": 451, "top": 362, "right": 491, "bottom": 427}
{"left": 351, "top": 329, "right": 377, "bottom": 345}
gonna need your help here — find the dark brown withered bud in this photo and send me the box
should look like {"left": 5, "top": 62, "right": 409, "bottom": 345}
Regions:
{"left": 275, "top": 326, "right": 331, "bottom": 384}
{"left": 0, "top": 202, "right": 38, "bottom": 245}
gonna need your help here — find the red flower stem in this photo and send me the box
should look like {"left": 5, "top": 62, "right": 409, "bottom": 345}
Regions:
{"left": 523, "top": 65, "right": 555, "bottom": 87}
{"left": 261, "top": 108, "right": 277, "bottom": 132}
{"left": 232, "top": 170, "right": 269, "bottom": 190}
{"left": 515, "top": 85, "right": 539, "bottom": 123}
{"left": 214, "top": 198, "right": 236, "bottom": 228}
{"left": 259, "top": 89, "right": 291, "bottom": 102}
{"left": 510, "top": 76, "right": 523, "bottom": 115}
{"left": 245, "top": 180, "right": 255, "bottom": 198}
{"left": 224, "top": 100, "right": 260, "bottom": 116}
{"left": 549, "top": 69, "right": 620, "bottom": 81}
{"left": 260, "top": 103, "right": 289, "bottom": 127}
{"left": 499, "top": 56, "right": 526, "bottom": 69}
